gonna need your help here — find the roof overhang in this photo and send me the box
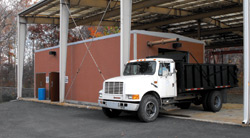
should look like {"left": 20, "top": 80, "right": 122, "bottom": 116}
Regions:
{"left": 18, "top": 0, "right": 243, "bottom": 48}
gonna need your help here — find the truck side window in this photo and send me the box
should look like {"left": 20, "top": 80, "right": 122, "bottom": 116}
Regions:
{"left": 158, "top": 63, "right": 170, "bottom": 76}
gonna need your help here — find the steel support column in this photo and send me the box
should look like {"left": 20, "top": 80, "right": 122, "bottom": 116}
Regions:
{"left": 120, "top": 0, "right": 132, "bottom": 75}
{"left": 17, "top": 16, "right": 27, "bottom": 99}
{"left": 133, "top": 33, "right": 137, "bottom": 60}
{"left": 59, "top": 0, "right": 69, "bottom": 102}
{"left": 243, "top": 0, "right": 250, "bottom": 125}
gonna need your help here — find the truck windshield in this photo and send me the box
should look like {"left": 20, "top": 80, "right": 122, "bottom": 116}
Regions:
{"left": 123, "top": 61, "right": 156, "bottom": 75}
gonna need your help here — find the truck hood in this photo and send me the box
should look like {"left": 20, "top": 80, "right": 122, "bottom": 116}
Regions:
{"left": 105, "top": 75, "right": 158, "bottom": 95}
{"left": 106, "top": 75, "right": 154, "bottom": 82}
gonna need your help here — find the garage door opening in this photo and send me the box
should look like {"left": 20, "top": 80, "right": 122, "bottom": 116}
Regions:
{"left": 158, "top": 48, "right": 190, "bottom": 63}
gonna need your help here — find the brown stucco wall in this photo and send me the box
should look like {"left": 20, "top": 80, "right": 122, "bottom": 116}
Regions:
{"left": 136, "top": 34, "right": 204, "bottom": 63}
{"left": 35, "top": 32, "right": 204, "bottom": 103}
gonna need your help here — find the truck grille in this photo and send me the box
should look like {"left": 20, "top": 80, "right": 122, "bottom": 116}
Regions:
{"left": 105, "top": 82, "right": 123, "bottom": 94}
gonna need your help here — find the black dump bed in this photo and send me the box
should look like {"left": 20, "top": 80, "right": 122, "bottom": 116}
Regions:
{"left": 175, "top": 61, "right": 238, "bottom": 93}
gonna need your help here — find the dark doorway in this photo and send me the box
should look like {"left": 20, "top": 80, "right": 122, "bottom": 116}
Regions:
{"left": 49, "top": 72, "right": 59, "bottom": 102}
{"left": 158, "top": 48, "right": 189, "bottom": 63}
{"left": 35, "top": 73, "right": 46, "bottom": 98}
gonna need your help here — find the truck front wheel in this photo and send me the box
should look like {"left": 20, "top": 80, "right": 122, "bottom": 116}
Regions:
{"left": 207, "top": 91, "right": 222, "bottom": 112}
{"left": 137, "top": 95, "right": 159, "bottom": 122}
{"left": 102, "top": 108, "right": 122, "bottom": 118}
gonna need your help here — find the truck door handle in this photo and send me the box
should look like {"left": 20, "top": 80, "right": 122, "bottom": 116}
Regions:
{"left": 51, "top": 81, "right": 53, "bottom": 87}
{"left": 172, "top": 83, "right": 174, "bottom": 87}
{"left": 40, "top": 82, "right": 42, "bottom": 86}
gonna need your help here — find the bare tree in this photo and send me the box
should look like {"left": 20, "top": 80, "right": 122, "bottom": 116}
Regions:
{"left": 0, "top": 0, "right": 32, "bottom": 87}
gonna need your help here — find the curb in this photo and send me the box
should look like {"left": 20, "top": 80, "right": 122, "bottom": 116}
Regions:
{"left": 18, "top": 98, "right": 101, "bottom": 110}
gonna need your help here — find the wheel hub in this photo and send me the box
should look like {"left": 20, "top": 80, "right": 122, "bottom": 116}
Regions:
{"left": 214, "top": 96, "right": 221, "bottom": 108}
{"left": 145, "top": 101, "right": 156, "bottom": 118}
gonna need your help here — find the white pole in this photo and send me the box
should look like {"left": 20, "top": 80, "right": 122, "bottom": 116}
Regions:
{"left": 59, "top": 0, "right": 69, "bottom": 102}
{"left": 243, "top": 0, "right": 250, "bottom": 125}
{"left": 120, "top": 0, "right": 132, "bottom": 76}
{"left": 17, "top": 16, "right": 27, "bottom": 99}
{"left": 133, "top": 33, "right": 137, "bottom": 59}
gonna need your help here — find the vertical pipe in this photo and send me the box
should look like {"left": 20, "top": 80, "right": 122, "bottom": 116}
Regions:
{"left": 59, "top": 0, "right": 69, "bottom": 103}
{"left": 133, "top": 33, "right": 137, "bottom": 59}
{"left": 17, "top": 16, "right": 27, "bottom": 99}
{"left": 243, "top": 0, "right": 250, "bottom": 125}
{"left": 120, "top": 0, "right": 132, "bottom": 76}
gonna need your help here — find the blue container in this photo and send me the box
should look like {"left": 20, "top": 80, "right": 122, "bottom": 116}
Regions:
{"left": 38, "top": 88, "right": 46, "bottom": 100}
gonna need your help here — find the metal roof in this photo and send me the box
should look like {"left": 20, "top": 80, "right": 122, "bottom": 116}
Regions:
{"left": 19, "top": 0, "right": 243, "bottom": 49}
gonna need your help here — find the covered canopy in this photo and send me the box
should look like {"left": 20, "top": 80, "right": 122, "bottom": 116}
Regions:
{"left": 18, "top": 0, "right": 243, "bottom": 49}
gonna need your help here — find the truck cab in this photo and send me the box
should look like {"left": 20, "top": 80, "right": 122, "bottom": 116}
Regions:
{"left": 98, "top": 58, "right": 177, "bottom": 122}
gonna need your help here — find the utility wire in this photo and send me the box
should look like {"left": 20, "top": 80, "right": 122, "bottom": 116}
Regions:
{"left": 64, "top": 0, "right": 112, "bottom": 98}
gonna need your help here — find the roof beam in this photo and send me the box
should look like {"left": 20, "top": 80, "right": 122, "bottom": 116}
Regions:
{"left": 69, "top": 0, "right": 174, "bottom": 28}
{"left": 19, "top": 0, "right": 56, "bottom": 16}
{"left": 160, "top": 0, "right": 197, "bottom": 8}
{"left": 183, "top": 26, "right": 243, "bottom": 37}
{"left": 75, "top": 21, "right": 123, "bottom": 26}
{"left": 136, "top": 6, "right": 236, "bottom": 28}
{"left": 134, "top": 5, "right": 243, "bottom": 36}
{"left": 48, "top": 10, "right": 60, "bottom": 16}
{"left": 133, "top": 6, "right": 242, "bottom": 30}
{"left": 139, "top": 6, "right": 190, "bottom": 16}
{"left": 69, "top": 0, "right": 118, "bottom": 8}
{"left": 32, "top": 1, "right": 60, "bottom": 16}
{"left": 231, "top": 0, "right": 243, "bottom": 4}
{"left": 205, "top": 41, "right": 243, "bottom": 49}
{"left": 71, "top": 7, "right": 91, "bottom": 15}
{"left": 26, "top": 17, "right": 60, "bottom": 24}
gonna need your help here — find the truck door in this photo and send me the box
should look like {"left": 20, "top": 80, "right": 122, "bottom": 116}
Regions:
{"left": 158, "top": 63, "right": 175, "bottom": 97}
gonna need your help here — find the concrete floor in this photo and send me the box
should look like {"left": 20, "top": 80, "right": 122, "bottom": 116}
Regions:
{"left": 20, "top": 97, "right": 244, "bottom": 126}
{"left": 164, "top": 103, "right": 243, "bottom": 125}
{"left": 0, "top": 101, "right": 249, "bottom": 138}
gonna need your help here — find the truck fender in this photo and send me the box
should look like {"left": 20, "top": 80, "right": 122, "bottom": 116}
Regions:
{"left": 142, "top": 91, "right": 162, "bottom": 107}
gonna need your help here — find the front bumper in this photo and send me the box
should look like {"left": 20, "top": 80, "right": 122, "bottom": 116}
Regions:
{"left": 98, "top": 99, "right": 140, "bottom": 111}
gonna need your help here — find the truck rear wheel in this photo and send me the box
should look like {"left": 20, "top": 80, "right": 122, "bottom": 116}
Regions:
{"left": 207, "top": 91, "right": 222, "bottom": 112}
{"left": 102, "top": 108, "right": 122, "bottom": 118}
{"left": 202, "top": 92, "right": 210, "bottom": 111}
{"left": 137, "top": 95, "right": 159, "bottom": 122}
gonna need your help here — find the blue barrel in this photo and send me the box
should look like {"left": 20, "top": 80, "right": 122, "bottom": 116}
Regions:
{"left": 38, "top": 88, "right": 46, "bottom": 100}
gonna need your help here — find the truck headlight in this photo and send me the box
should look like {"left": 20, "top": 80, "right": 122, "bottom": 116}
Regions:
{"left": 128, "top": 94, "right": 139, "bottom": 100}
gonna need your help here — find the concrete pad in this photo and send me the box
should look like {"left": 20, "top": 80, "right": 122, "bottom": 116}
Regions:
{"left": 19, "top": 98, "right": 244, "bottom": 126}
{"left": 163, "top": 103, "right": 243, "bottom": 126}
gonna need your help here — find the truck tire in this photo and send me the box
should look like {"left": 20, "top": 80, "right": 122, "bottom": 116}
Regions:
{"left": 202, "top": 92, "right": 210, "bottom": 111}
{"left": 176, "top": 102, "right": 191, "bottom": 109}
{"left": 137, "top": 95, "right": 159, "bottom": 122}
{"left": 102, "top": 108, "right": 122, "bottom": 118}
{"left": 207, "top": 91, "right": 222, "bottom": 112}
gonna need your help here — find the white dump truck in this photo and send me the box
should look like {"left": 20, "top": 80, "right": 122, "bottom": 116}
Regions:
{"left": 98, "top": 57, "right": 238, "bottom": 122}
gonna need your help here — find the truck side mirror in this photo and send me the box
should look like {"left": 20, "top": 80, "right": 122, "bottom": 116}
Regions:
{"left": 170, "top": 63, "right": 175, "bottom": 73}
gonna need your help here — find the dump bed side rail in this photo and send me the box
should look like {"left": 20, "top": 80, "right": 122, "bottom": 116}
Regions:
{"left": 176, "top": 62, "right": 238, "bottom": 93}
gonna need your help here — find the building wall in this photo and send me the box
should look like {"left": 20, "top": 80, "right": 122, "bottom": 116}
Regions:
{"left": 136, "top": 34, "right": 204, "bottom": 63}
{"left": 35, "top": 31, "right": 204, "bottom": 103}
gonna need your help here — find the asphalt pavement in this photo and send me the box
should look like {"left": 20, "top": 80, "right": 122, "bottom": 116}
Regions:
{"left": 0, "top": 101, "right": 249, "bottom": 138}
